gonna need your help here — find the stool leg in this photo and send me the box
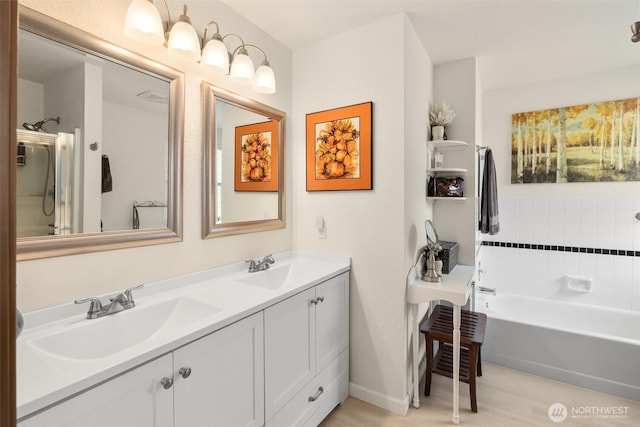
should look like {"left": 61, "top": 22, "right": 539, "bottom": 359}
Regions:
{"left": 425, "top": 335, "right": 433, "bottom": 396}
{"left": 477, "top": 346, "right": 482, "bottom": 377}
{"left": 469, "top": 344, "right": 478, "bottom": 412}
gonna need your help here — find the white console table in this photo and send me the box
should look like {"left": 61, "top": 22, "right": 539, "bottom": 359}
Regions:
{"left": 406, "top": 265, "right": 474, "bottom": 424}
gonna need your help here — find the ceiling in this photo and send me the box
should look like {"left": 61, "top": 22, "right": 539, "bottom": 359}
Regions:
{"left": 222, "top": 0, "right": 640, "bottom": 91}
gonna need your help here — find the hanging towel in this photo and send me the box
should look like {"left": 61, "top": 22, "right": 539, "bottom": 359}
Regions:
{"left": 479, "top": 148, "right": 499, "bottom": 235}
{"left": 101, "top": 154, "right": 113, "bottom": 193}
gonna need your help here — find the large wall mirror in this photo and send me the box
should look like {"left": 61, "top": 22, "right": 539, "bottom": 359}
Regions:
{"left": 17, "top": 6, "right": 184, "bottom": 260}
{"left": 202, "top": 83, "right": 285, "bottom": 238}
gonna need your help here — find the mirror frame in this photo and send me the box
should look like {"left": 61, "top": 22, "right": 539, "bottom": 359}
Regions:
{"left": 201, "top": 83, "right": 285, "bottom": 238}
{"left": 17, "top": 6, "right": 184, "bottom": 261}
{"left": 425, "top": 219, "right": 439, "bottom": 248}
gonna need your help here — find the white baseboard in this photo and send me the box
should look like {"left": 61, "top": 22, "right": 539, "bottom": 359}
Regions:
{"left": 349, "top": 382, "right": 410, "bottom": 416}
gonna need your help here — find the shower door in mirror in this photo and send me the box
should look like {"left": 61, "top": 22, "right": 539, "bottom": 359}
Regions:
{"left": 16, "top": 130, "right": 75, "bottom": 238}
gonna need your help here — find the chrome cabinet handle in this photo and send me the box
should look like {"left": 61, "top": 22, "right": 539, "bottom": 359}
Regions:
{"left": 317, "top": 296, "right": 324, "bottom": 303}
{"left": 160, "top": 377, "right": 174, "bottom": 389}
{"left": 308, "top": 386, "right": 324, "bottom": 402}
{"left": 179, "top": 367, "right": 192, "bottom": 379}
{"left": 310, "top": 296, "right": 325, "bottom": 305}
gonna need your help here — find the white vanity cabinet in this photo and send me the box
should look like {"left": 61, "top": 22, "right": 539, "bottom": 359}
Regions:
{"left": 19, "top": 312, "right": 264, "bottom": 427}
{"left": 264, "top": 272, "right": 349, "bottom": 426}
{"left": 173, "top": 311, "right": 264, "bottom": 427}
{"left": 18, "top": 255, "right": 351, "bottom": 427}
{"left": 19, "top": 354, "right": 174, "bottom": 427}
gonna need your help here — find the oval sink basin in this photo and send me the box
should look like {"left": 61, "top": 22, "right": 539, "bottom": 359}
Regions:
{"left": 30, "top": 297, "right": 221, "bottom": 360}
{"left": 238, "top": 264, "right": 292, "bottom": 290}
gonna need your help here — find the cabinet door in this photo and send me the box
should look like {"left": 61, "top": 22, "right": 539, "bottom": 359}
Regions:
{"left": 19, "top": 355, "right": 173, "bottom": 427}
{"left": 173, "top": 312, "right": 264, "bottom": 427}
{"left": 315, "top": 272, "right": 349, "bottom": 372}
{"left": 264, "top": 288, "right": 315, "bottom": 420}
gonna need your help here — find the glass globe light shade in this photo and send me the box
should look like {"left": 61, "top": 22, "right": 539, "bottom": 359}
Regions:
{"left": 167, "top": 21, "right": 201, "bottom": 62}
{"left": 253, "top": 61, "right": 276, "bottom": 94}
{"left": 123, "top": 0, "right": 165, "bottom": 46}
{"left": 201, "top": 38, "right": 229, "bottom": 74}
{"left": 229, "top": 49, "right": 255, "bottom": 85}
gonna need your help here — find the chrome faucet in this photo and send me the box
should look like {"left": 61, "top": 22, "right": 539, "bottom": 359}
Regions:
{"left": 478, "top": 286, "right": 496, "bottom": 296}
{"left": 75, "top": 284, "right": 143, "bottom": 319}
{"left": 246, "top": 254, "right": 275, "bottom": 273}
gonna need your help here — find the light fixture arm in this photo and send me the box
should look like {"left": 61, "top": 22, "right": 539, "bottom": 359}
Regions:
{"left": 224, "top": 33, "right": 247, "bottom": 52}
{"left": 632, "top": 21, "right": 640, "bottom": 43}
{"left": 154, "top": 0, "right": 172, "bottom": 36}
{"left": 202, "top": 21, "right": 223, "bottom": 45}
{"left": 243, "top": 43, "right": 269, "bottom": 65}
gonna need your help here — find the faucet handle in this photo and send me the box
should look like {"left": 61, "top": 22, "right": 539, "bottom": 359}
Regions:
{"left": 75, "top": 297, "right": 103, "bottom": 318}
{"left": 123, "top": 284, "right": 144, "bottom": 306}
{"left": 245, "top": 259, "right": 258, "bottom": 272}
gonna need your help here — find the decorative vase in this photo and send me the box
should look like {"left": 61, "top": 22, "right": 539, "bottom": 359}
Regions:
{"left": 431, "top": 125, "right": 445, "bottom": 140}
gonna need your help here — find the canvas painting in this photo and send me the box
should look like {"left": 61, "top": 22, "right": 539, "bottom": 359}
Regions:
{"left": 511, "top": 97, "right": 640, "bottom": 183}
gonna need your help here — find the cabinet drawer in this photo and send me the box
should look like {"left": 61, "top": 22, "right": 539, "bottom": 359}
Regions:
{"left": 271, "top": 348, "right": 349, "bottom": 427}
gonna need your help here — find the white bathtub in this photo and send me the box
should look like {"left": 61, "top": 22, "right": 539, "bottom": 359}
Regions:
{"left": 475, "top": 292, "right": 640, "bottom": 402}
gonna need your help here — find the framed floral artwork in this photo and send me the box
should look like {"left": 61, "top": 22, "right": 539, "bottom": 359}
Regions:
{"left": 235, "top": 120, "right": 279, "bottom": 191}
{"left": 305, "top": 102, "right": 372, "bottom": 191}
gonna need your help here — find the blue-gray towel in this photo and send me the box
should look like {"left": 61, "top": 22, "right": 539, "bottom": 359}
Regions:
{"left": 479, "top": 148, "right": 499, "bottom": 234}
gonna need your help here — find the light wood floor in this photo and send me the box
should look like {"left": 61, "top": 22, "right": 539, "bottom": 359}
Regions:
{"left": 320, "top": 363, "right": 639, "bottom": 426}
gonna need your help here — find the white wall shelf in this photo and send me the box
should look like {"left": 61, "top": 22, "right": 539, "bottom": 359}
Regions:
{"left": 427, "top": 140, "right": 468, "bottom": 150}
{"left": 426, "top": 197, "right": 468, "bottom": 201}
{"left": 426, "top": 167, "right": 467, "bottom": 175}
{"left": 426, "top": 140, "right": 468, "bottom": 200}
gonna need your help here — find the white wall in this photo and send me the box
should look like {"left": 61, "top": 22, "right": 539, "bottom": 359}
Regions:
{"left": 402, "top": 16, "right": 434, "bottom": 402}
{"left": 17, "top": 78, "right": 43, "bottom": 127}
{"left": 17, "top": 0, "right": 293, "bottom": 312}
{"left": 480, "top": 65, "right": 640, "bottom": 312}
{"left": 101, "top": 101, "right": 167, "bottom": 231}
{"left": 433, "top": 58, "right": 479, "bottom": 267}
{"left": 292, "top": 13, "right": 433, "bottom": 414}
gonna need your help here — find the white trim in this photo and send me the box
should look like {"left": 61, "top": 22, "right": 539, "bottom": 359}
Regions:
{"left": 348, "top": 382, "right": 409, "bottom": 416}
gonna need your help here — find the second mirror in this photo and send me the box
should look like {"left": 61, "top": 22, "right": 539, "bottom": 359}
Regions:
{"left": 202, "top": 83, "right": 285, "bottom": 238}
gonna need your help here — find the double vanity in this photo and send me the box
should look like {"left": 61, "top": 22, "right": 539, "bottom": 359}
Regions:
{"left": 17, "top": 252, "right": 350, "bottom": 427}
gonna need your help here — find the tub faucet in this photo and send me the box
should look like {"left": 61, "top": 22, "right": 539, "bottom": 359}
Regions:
{"left": 478, "top": 286, "right": 496, "bottom": 296}
{"left": 246, "top": 255, "right": 275, "bottom": 273}
{"left": 75, "top": 284, "right": 143, "bottom": 319}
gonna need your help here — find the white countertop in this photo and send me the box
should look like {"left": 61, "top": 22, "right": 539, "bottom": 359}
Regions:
{"left": 17, "top": 251, "right": 350, "bottom": 420}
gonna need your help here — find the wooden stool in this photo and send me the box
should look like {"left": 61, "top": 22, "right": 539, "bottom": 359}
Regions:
{"left": 421, "top": 304, "right": 487, "bottom": 412}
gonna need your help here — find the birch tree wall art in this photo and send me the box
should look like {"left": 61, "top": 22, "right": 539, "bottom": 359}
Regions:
{"left": 511, "top": 97, "right": 640, "bottom": 183}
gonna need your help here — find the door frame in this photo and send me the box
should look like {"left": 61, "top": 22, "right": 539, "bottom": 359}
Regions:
{"left": 0, "top": 0, "right": 18, "bottom": 425}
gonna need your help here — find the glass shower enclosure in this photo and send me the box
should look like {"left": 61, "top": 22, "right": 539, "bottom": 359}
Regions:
{"left": 16, "top": 129, "right": 76, "bottom": 237}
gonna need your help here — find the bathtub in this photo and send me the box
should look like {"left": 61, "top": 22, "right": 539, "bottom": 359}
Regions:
{"left": 475, "top": 292, "right": 640, "bottom": 402}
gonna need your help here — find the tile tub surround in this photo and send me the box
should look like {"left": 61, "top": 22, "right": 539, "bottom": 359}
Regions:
{"left": 16, "top": 252, "right": 350, "bottom": 420}
{"left": 478, "top": 195, "right": 640, "bottom": 312}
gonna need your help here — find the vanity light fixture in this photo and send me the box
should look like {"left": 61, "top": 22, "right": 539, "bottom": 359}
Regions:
{"left": 632, "top": 21, "right": 640, "bottom": 43}
{"left": 123, "top": 0, "right": 277, "bottom": 94}
{"left": 200, "top": 22, "right": 229, "bottom": 74}
{"left": 166, "top": 5, "right": 201, "bottom": 61}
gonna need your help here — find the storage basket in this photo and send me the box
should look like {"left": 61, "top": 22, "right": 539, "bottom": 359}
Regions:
{"left": 437, "top": 241, "right": 458, "bottom": 274}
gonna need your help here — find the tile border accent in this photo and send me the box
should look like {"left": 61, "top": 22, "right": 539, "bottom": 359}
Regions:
{"left": 481, "top": 241, "right": 640, "bottom": 257}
